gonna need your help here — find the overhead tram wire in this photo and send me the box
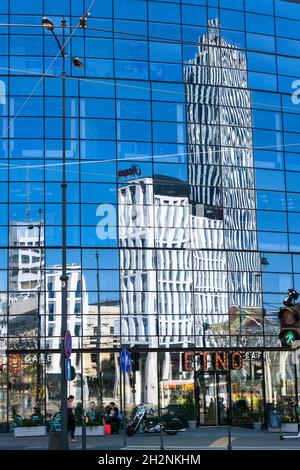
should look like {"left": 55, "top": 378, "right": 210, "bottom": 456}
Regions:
{"left": 3, "top": 21, "right": 300, "bottom": 64}
{"left": 0, "top": 0, "right": 96, "bottom": 139}
{"left": 0, "top": 65, "right": 299, "bottom": 114}
{"left": 2, "top": 138, "right": 300, "bottom": 176}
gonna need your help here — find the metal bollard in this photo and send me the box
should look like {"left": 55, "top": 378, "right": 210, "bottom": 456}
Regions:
{"left": 82, "top": 414, "right": 87, "bottom": 450}
{"left": 160, "top": 424, "right": 164, "bottom": 450}
{"left": 48, "top": 431, "right": 62, "bottom": 450}
{"left": 227, "top": 426, "right": 232, "bottom": 450}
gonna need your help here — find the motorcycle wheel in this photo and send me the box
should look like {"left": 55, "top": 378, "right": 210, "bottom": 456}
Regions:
{"left": 126, "top": 424, "right": 137, "bottom": 436}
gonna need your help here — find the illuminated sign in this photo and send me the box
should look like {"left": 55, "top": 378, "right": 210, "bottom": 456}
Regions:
{"left": 117, "top": 165, "right": 141, "bottom": 178}
{"left": 182, "top": 351, "right": 244, "bottom": 372}
{"left": 8, "top": 354, "right": 21, "bottom": 374}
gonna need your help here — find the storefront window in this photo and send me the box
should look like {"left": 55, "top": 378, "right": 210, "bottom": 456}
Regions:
{"left": 264, "top": 351, "right": 297, "bottom": 424}
{"left": 231, "top": 357, "right": 264, "bottom": 426}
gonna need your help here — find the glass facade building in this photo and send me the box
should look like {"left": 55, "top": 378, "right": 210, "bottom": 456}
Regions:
{"left": 1, "top": 0, "right": 300, "bottom": 429}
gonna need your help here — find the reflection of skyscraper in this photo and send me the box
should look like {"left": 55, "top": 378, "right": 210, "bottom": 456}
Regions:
{"left": 184, "top": 19, "right": 262, "bottom": 336}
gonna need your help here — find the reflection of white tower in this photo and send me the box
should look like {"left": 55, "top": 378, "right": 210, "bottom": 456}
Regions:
{"left": 184, "top": 19, "right": 262, "bottom": 341}
{"left": 45, "top": 265, "right": 88, "bottom": 401}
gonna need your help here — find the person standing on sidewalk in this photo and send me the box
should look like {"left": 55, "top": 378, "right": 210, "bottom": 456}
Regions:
{"left": 67, "top": 395, "right": 77, "bottom": 443}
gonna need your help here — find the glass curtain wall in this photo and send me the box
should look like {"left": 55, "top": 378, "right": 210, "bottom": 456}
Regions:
{"left": 0, "top": 0, "right": 300, "bottom": 430}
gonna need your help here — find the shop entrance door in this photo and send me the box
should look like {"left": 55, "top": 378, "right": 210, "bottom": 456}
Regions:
{"left": 196, "top": 372, "right": 230, "bottom": 426}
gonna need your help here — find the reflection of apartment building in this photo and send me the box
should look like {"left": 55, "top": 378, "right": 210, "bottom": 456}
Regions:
{"left": 83, "top": 301, "right": 119, "bottom": 377}
{"left": 45, "top": 265, "right": 88, "bottom": 368}
{"left": 9, "top": 221, "right": 44, "bottom": 295}
{"left": 8, "top": 220, "right": 45, "bottom": 349}
{"left": 44, "top": 265, "right": 89, "bottom": 402}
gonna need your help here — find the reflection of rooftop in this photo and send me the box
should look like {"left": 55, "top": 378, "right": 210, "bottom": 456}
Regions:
{"left": 47, "top": 263, "right": 81, "bottom": 273}
{"left": 119, "top": 174, "right": 188, "bottom": 198}
{"left": 153, "top": 175, "right": 188, "bottom": 198}
{"left": 9, "top": 294, "right": 37, "bottom": 315}
{"left": 90, "top": 300, "right": 120, "bottom": 307}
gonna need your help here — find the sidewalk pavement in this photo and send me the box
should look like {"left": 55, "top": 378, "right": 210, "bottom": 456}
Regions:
{"left": 1, "top": 427, "right": 300, "bottom": 450}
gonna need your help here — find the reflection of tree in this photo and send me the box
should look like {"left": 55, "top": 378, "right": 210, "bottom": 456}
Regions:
{"left": 230, "top": 307, "right": 263, "bottom": 334}
{"left": 229, "top": 307, "right": 264, "bottom": 347}
{"left": 87, "top": 356, "right": 116, "bottom": 402}
{"left": 197, "top": 307, "right": 264, "bottom": 348}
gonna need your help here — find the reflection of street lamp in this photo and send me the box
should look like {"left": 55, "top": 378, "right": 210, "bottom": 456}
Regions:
{"left": 28, "top": 208, "right": 43, "bottom": 410}
{"left": 203, "top": 321, "right": 209, "bottom": 348}
{"left": 260, "top": 255, "right": 269, "bottom": 267}
{"left": 250, "top": 389, "right": 254, "bottom": 415}
{"left": 42, "top": 15, "right": 84, "bottom": 450}
{"left": 238, "top": 307, "right": 247, "bottom": 346}
{"left": 95, "top": 252, "right": 103, "bottom": 409}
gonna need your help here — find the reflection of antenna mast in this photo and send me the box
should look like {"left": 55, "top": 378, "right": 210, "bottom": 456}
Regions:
{"left": 26, "top": 166, "right": 31, "bottom": 222}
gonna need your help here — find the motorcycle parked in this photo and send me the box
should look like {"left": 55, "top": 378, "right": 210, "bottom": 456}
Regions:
{"left": 126, "top": 404, "right": 186, "bottom": 436}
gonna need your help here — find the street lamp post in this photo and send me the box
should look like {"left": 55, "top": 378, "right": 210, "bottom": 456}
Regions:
{"left": 42, "top": 16, "right": 84, "bottom": 450}
{"left": 95, "top": 252, "right": 103, "bottom": 409}
{"left": 28, "top": 208, "right": 43, "bottom": 410}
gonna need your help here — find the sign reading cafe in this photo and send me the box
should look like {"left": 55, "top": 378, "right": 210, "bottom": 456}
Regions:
{"left": 182, "top": 351, "right": 244, "bottom": 372}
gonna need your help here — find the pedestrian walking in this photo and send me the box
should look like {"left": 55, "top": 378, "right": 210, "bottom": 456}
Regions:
{"left": 67, "top": 395, "right": 77, "bottom": 443}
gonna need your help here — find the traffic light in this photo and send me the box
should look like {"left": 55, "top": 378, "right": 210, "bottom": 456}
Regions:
{"left": 278, "top": 289, "right": 300, "bottom": 348}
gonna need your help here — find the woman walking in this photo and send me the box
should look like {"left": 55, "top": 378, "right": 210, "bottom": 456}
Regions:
{"left": 67, "top": 395, "right": 77, "bottom": 443}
